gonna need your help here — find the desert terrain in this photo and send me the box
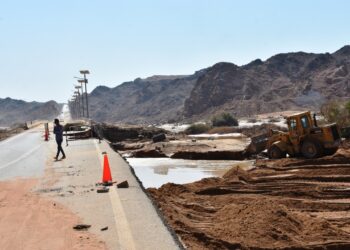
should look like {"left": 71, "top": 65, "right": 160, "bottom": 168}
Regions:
{"left": 148, "top": 140, "right": 350, "bottom": 249}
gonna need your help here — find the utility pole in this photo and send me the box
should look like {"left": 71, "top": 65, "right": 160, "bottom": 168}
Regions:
{"left": 68, "top": 99, "right": 71, "bottom": 119}
{"left": 74, "top": 97, "right": 78, "bottom": 118}
{"left": 80, "top": 70, "right": 90, "bottom": 119}
{"left": 75, "top": 85, "right": 84, "bottom": 117}
{"left": 71, "top": 98, "right": 76, "bottom": 119}
{"left": 73, "top": 98, "right": 76, "bottom": 119}
{"left": 74, "top": 91, "right": 81, "bottom": 118}
{"left": 77, "top": 79, "right": 85, "bottom": 117}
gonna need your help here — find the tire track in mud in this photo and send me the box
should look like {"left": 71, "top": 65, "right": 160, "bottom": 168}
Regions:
{"left": 148, "top": 146, "right": 350, "bottom": 250}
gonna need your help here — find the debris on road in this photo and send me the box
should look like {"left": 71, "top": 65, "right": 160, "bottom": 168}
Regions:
{"left": 96, "top": 187, "right": 109, "bottom": 193}
{"left": 117, "top": 180, "right": 129, "bottom": 188}
{"left": 73, "top": 224, "right": 91, "bottom": 231}
{"left": 100, "top": 226, "right": 108, "bottom": 231}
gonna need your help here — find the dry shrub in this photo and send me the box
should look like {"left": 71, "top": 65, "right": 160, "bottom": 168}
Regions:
{"left": 185, "top": 123, "right": 211, "bottom": 135}
{"left": 212, "top": 113, "right": 239, "bottom": 127}
{"left": 321, "top": 100, "right": 350, "bottom": 128}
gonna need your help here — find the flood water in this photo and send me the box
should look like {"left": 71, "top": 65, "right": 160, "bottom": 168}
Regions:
{"left": 126, "top": 158, "right": 254, "bottom": 188}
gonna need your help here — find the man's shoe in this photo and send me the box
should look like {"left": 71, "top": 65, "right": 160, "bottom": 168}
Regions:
{"left": 61, "top": 156, "right": 66, "bottom": 160}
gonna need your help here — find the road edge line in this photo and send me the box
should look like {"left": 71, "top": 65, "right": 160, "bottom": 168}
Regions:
{"left": 94, "top": 139, "right": 136, "bottom": 250}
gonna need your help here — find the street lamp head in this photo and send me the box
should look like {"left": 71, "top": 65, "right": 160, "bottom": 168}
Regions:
{"left": 80, "top": 70, "right": 90, "bottom": 74}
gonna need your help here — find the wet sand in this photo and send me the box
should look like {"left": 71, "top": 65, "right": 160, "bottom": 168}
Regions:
{"left": 148, "top": 141, "right": 350, "bottom": 249}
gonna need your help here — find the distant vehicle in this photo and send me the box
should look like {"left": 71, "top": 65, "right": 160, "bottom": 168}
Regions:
{"left": 249, "top": 111, "right": 341, "bottom": 159}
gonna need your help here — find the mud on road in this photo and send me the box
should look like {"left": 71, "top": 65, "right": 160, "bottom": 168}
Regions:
{"left": 148, "top": 140, "right": 350, "bottom": 249}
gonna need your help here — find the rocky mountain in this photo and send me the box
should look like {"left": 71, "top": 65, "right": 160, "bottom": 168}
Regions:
{"left": 89, "top": 45, "right": 350, "bottom": 124}
{"left": 89, "top": 73, "right": 205, "bottom": 124}
{"left": 184, "top": 46, "right": 350, "bottom": 119}
{"left": 0, "top": 98, "right": 61, "bottom": 127}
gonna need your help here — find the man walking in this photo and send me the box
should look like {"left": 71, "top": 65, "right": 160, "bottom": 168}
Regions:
{"left": 53, "top": 119, "right": 66, "bottom": 160}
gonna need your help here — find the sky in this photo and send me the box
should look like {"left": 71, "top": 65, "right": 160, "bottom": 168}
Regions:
{"left": 0, "top": 0, "right": 349, "bottom": 103}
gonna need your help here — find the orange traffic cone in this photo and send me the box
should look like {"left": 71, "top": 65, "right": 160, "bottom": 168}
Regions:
{"left": 102, "top": 153, "right": 113, "bottom": 185}
{"left": 44, "top": 123, "right": 49, "bottom": 141}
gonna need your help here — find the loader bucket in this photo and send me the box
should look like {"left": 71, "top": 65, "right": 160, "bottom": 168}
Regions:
{"left": 246, "top": 133, "right": 269, "bottom": 154}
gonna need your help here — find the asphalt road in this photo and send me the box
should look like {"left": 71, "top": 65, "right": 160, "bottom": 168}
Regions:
{"left": 0, "top": 128, "right": 47, "bottom": 180}
{"left": 0, "top": 104, "right": 180, "bottom": 249}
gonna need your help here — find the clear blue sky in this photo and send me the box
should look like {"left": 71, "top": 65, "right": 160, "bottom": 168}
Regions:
{"left": 0, "top": 0, "right": 349, "bottom": 103}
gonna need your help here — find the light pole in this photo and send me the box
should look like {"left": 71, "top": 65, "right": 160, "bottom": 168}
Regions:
{"left": 74, "top": 91, "right": 81, "bottom": 118}
{"left": 71, "top": 89, "right": 78, "bottom": 119}
{"left": 71, "top": 97, "right": 75, "bottom": 119}
{"left": 75, "top": 85, "right": 84, "bottom": 117}
{"left": 77, "top": 79, "right": 85, "bottom": 117}
{"left": 71, "top": 97, "right": 76, "bottom": 119}
{"left": 68, "top": 99, "right": 72, "bottom": 119}
{"left": 74, "top": 97, "right": 78, "bottom": 118}
{"left": 75, "top": 95, "right": 80, "bottom": 118}
{"left": 80, "top": 70, "right": 90, "bottom": 119}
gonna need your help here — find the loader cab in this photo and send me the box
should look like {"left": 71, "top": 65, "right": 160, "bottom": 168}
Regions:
{"left": 286, "top": 112, "right": 314, "bottom": 148}
{"left": 287, "top": 112, "right": 313, "bottom": 135}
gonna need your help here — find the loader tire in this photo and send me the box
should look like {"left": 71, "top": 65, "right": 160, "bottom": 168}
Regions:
{"left": 324, "top": 147, "right": 338, "bottom": 156}
{"left": 301, "top": 139, "right": 323, "bottom": 159}
{"left": 268, "top": 145, "right": 286, "bottom": 159}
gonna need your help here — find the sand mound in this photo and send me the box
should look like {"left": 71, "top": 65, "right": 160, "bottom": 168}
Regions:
{"left": 148, "top": 146, "right": 350, "bottom": 249}
{"left": 222, "top": 165, "right": 252, "bottom": 182}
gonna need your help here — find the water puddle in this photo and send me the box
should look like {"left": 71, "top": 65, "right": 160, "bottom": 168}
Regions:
{"left": 126, "top": 158, "right": 254, "bottom": 188}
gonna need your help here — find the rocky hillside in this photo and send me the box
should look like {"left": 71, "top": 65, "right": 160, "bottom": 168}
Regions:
{"left": 0, "top": 98, "right": 61, "bottom": 127}
{"left": 89, "top": 73, "right": 205, "bottom": 124}
{"left": 184, "top": 45, "right": 350, "bottom": 119}
{"left": 89, "top": 45, "right": 350, "bottom": 124}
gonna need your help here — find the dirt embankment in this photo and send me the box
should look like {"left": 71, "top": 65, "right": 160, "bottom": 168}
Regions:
{"left": 0, "top": 123, "right": 29, "bottom": 141}
{"left": 96, "top": 122, "right": 288, "bottom": 160}
{"left": 107, "top": 130, "right": 251, "bottom": 160}
{"left": 148, "top": 141, "right": 350, "bottom": 249}
{"left": 93, "top": 123, "right": 166, "bottom": 142}
{"left": 128, "top": 136, "right": 251, "bottom": 160}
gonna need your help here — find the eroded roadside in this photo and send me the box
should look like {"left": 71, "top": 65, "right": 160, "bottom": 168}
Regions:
{"left": 34, "top": 138, "right": 119, "bottom": 249}
{"left": 148, "top": 140, "right": 350, "bottom": 249}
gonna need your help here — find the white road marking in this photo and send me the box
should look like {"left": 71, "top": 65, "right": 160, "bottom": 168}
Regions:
{"left": 94, "top": 140, "right": 136, "bottom": 250}
{"left": 109, "top": 187, "right": 136, "bottom": 250}
{"left": 0, "top": 144, "right": 42, "bottom": 169}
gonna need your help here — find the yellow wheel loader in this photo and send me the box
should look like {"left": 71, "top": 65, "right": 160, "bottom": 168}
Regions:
{"left": 249, "top": 111, "right": 341, "bottom": 159}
